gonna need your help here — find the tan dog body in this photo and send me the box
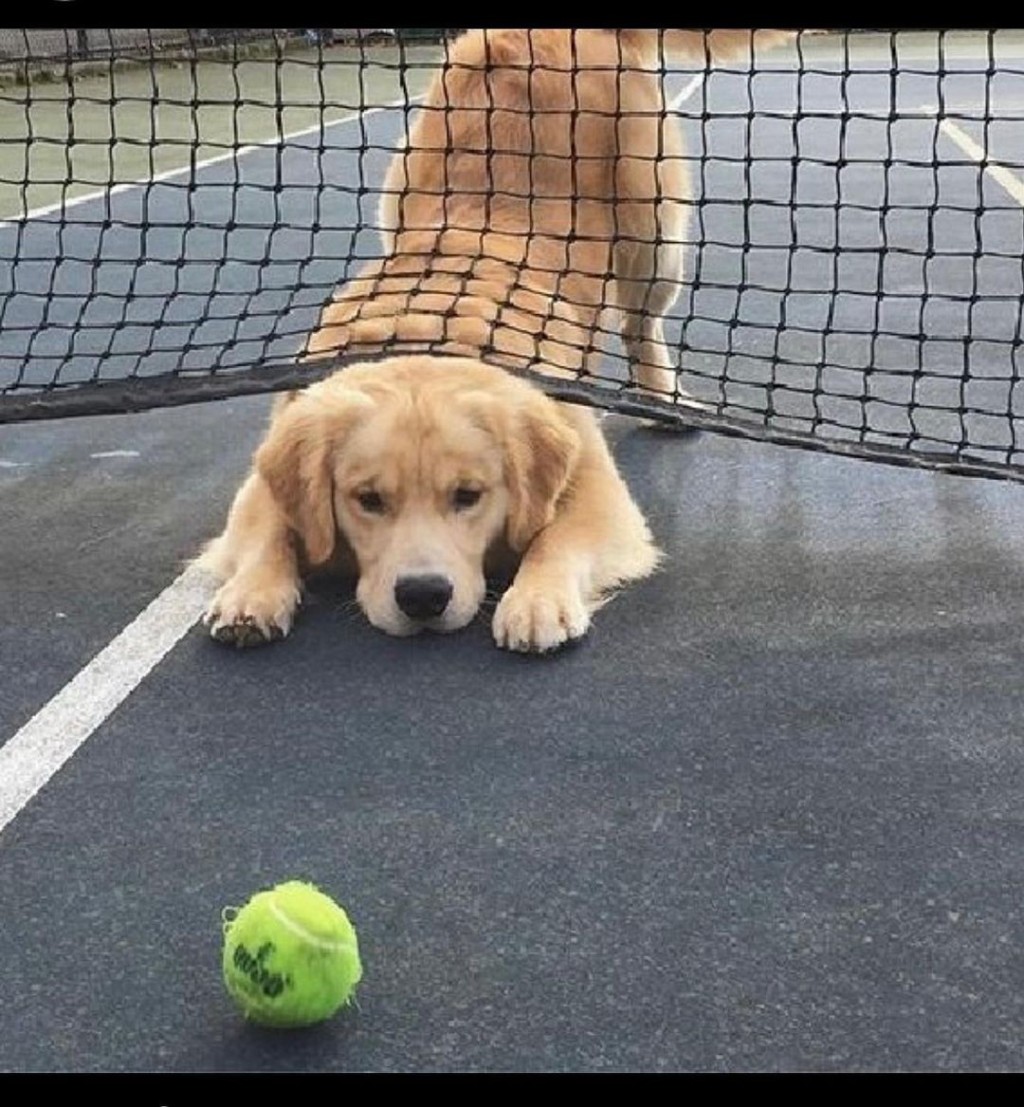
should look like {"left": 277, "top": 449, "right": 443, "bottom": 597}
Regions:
{"left": 202, "top": 29, "right": 793, "bottom": 651}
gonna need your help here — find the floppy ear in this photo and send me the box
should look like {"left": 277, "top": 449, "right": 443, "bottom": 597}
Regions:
{"left": 254, "top": 388, "right": 371, "bottom": 566}
{"left": 503, "top": 393, "right": 581, "bottom": 552}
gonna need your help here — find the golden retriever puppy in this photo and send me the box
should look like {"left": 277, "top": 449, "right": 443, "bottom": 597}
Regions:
{"left": 202, "top": 354, "right": 656, "bottom": 650}
{"left": 201, "top": 28, "right": 795, "bottom": 652}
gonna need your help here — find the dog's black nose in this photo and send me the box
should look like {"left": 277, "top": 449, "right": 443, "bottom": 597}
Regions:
{"left": 394, "top": 574, "right": 454, "bottom": 620}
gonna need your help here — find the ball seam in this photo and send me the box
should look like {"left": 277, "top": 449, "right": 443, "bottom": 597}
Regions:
{"left": 266, "top": 897, "right": 357, "bottom": 955}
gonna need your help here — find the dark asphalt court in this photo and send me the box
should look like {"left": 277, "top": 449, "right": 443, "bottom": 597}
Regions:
{"left": 3, "top": 404, "right": 1024, "bottom": 1073}
{"left": 3, "top": 34, "right": 1024, "bottom": 1073}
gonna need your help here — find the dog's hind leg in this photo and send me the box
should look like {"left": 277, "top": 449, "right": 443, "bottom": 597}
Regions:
{"left": 612, "top": 200, "right": 688, "bottom": 400}
{"left": 609, "top": 95, "right": 693, "bottom": 403}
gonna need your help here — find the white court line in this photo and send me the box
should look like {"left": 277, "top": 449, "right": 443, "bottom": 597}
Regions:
{"left": 0, "top": 94, "right": 424, "bottom": 229}
{"left": 938, "top": 116, "right": 1024, "bottom": 207}
{"left": 683, "top": 106, "right": 952, "bottom": 119}
{"left": 668, "top": 74, "right": 704, "bottom": 111}
{"left": 0, "top": 94, "right": 421, "bottom": 839}
{"left": 0, "top": 564, "right": 214, "bottom": 837}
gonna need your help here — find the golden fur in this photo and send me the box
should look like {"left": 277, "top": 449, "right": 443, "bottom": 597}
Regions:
{"left": 202, "top": 29, "right": 793, "bottom": 652}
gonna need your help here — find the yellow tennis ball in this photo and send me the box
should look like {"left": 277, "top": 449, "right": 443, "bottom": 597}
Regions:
{"left": 222, "top": 879, "right": 362, "bottom": 1028}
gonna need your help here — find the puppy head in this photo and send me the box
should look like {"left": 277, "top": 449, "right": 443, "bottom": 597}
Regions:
{"left": 255, "top": 356, "right": 580, "bottom": 636}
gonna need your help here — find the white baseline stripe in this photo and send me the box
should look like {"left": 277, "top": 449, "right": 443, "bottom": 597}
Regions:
{"left": 939, "top": 116, "right": 1024, "bottom": 207}
{"left": 0, "top": 94, "right": 424, "bottom": 229}
{"left": 0, "top": 563, "right": 214, "bottom": 837}
{"left": 0, "top": 93, "right": 423, "bottom": 838}
{"left": 668, "top": 74, "right": 704, "bottom": 111}
{"left": 689, "top": 106, "right": 949, "bottom": 119}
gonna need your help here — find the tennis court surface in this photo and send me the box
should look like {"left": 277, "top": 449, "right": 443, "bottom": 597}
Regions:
{"left": 2, "top": 29, "right": 1024, "bottom": 1073}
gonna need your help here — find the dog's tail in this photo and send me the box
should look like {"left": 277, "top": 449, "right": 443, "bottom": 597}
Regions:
{"left": 616, "top": 28, "right": 799, "bottom": 65}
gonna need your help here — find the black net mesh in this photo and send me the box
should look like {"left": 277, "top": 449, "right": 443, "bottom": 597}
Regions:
{"left": 2, "top": 28, "right": 1024, "bottom": 483}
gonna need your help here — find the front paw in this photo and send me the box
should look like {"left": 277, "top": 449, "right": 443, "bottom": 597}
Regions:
{"left": 492, "top": 582, "right": 590, "bottom": 654}
{"left": 203, "top": 579, "right": 301, "bottom": 648}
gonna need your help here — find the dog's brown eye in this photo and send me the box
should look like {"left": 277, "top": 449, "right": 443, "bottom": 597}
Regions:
{"left": 453, "top": 486, "right": 482, "bottom": 511}
{"left": 356, "top": 490, "right": 385, "bottom": 514}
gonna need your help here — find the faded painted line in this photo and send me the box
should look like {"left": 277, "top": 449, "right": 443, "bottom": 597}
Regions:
{"left": 668, "top": 74, "right": 704, "bottom": 111}
{"left": 939, "top": 116, "right": 1024, "bottom": 207}
{"left": 0, "top": 563, "right": 214, "bottom": 838}
{"left": 0, "top": 93, "right": 424, "bottom": 228}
